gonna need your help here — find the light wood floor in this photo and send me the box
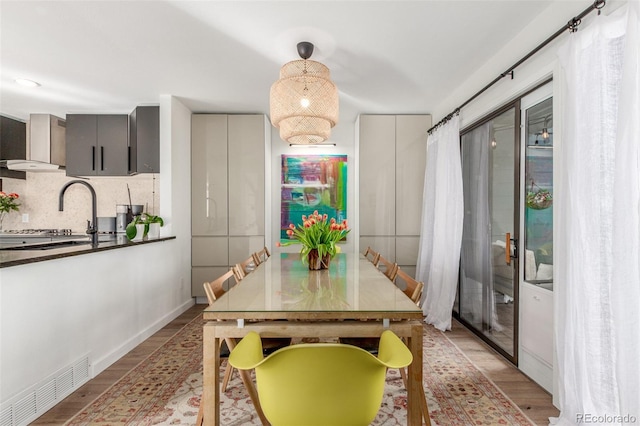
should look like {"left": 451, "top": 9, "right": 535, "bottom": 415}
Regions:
{"left": 31, "top": 304, "right": 558, "bottom": 425}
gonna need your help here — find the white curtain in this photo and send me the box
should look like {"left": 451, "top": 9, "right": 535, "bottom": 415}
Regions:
{"left": 416, "top": 115, "right": 464, "bottom": 331}
{"left": 554, "top": 3, "right": 640, "bottom": 424}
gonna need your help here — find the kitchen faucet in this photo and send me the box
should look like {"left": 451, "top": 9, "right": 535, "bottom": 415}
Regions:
{"left": 59, "top": 180, "right": 98, "bottom": 247}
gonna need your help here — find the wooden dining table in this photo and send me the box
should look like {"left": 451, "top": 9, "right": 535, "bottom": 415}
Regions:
{"left": 201, "top": 252, "right": 426, "bottom": 426}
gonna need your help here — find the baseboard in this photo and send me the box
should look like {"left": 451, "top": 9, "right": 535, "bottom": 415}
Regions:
{"left": 91, "top": 298, "right": 196, "bottom": 376}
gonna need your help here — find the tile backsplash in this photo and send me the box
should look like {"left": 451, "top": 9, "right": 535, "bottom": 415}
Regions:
{"left": 0, "top": 172, "right": 159, "bottom": 233}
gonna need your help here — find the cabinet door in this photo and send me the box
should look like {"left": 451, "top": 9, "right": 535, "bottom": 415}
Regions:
{"left": 66, "top": 114, "right": 97, "bottom": 176}
{"left": 359, "top": 115, "right": 396, "bottom": 236}
{"left": 0, "top": 116, "right": 26, "bottom": 179}
{"left": 192, "top": 237, "right": 228, "bottom": 266}
{"left": 396, "top": 115, "right": 430, "bottom": 235}
{"left": 97, "top": 115, "right": 129, "bottom": 176}
{"left": 228, "top": 115, "right": 265, "bottom": 236}
{"left": 129, "top": 106, "right": 160, "bottom": 174}
{"left": 192, "top": 115, "right": 228, "bottom": 235}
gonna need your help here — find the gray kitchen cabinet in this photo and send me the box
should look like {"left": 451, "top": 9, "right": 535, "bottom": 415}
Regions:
{"left": 129, "top": 106, "right": 159, "bottom": 174}
{"left": 66, "top": 114, "right": 129, "bottom": 176}
{"left": 0, "top": 115, "right": 26, "bottom": 179}
{"left": 357, "top": 114, "right": 431, "bottom": 272}
{"left": 191, "top": 114, "right": 268, "bottom": 297}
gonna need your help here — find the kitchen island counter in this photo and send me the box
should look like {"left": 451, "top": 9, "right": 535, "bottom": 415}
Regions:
{"left": 0, "top": 235, "right": 176, "bottom": 268}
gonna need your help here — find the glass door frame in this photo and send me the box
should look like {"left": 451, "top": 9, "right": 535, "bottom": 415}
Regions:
{"left": 456, "top": 100, "right": 522, "bottom": 365}
{"left": 454, "top": 79, "right": 553, "bottom": 366}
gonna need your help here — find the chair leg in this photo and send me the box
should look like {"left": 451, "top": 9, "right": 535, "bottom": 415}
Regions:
{"left": 221, "top": 362, "right": 234, "bottom": 392}
{"left": 195, "top": 403, "right": 204, "bottom": 426}
{"left": 221, "top": 337, "right": 237, "bottom": 392}
{"left": 421, "top": 385, "right": 432, "bottom": 426}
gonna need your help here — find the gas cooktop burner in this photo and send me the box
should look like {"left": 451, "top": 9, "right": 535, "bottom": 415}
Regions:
{"left": 1, "top": 229, "right": 73, "bottom": 236}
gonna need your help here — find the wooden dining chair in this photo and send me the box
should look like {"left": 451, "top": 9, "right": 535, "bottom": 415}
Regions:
{"left": 202, "top": 268, "right": 241, "bottom": 393}
{"left": 233, "top": 256, "right": 292, "bottom": 357}
{"left": 197, "top": 267, "right": 257, "bottom": 426}
{"left": 253, "top": 246, "right": 271, "bottom": 265}
{"left": 363, "top": 246, "right": 380, "bottom": 265}
{"left": 394, "top": 267, "right": 424, "bottom": 306}
{"left": 234, "top": 255, "right": 258, "bottom": 281}
{"left": 376, "top": 254, "right": 399, "bottom": 281}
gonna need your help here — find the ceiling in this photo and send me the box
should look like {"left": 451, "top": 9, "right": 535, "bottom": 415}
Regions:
{"left": 1, "top": 1, "right": 560, "bottom": 126}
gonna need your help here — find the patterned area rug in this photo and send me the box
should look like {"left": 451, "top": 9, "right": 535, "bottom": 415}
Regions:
{"left": 66, "top": 316, "right": 535, "bottom": 425}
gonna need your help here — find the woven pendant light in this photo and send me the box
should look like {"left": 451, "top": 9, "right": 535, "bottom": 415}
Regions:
{"left": 270, "top": 42, "right": 339, "bottom": 144}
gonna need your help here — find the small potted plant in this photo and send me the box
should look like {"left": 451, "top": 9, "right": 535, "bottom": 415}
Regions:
{"left": 126, "top": 215, "right": 146, "bottom": 241}
{"left": 144, "top": 214, "right": 164, "bottom": 239}
{"left": 526, "top": 180, "right": 553, "bottom": 210}
{"left": 125, "top": 213, "right": 164, "bottom": 241}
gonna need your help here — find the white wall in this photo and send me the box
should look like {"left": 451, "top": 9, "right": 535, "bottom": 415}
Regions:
{"left": 434, "top": 1, "right": 596, "bottom": 129}
{"left": 0, "top": 96, "right": 194, "bottom": 415}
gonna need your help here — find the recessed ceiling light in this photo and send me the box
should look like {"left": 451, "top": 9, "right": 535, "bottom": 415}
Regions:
{"left": 15, "top": 78, "right": 41, "bottom": 88}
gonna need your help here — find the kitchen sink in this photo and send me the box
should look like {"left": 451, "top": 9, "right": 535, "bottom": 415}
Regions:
{"left": 0, "top": 239, "right": 92, "bottom": 251}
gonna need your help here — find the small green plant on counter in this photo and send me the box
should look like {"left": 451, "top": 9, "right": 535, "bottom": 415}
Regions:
{"left": 126, "top": 213, "right": 164, "bottom": 240}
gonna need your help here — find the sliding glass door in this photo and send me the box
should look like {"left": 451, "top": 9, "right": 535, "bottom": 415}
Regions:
{"left": 459, "top": 104, "right": 519, "bottom": 361}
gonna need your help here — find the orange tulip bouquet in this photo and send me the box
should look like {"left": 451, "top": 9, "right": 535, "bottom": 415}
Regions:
{"left": 278, "top": 210, "right": 350, "bottom": 270}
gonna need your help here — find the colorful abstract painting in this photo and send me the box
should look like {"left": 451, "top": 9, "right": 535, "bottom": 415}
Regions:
{"left": 280, "top": 154, "right": 347, "bottom": 241}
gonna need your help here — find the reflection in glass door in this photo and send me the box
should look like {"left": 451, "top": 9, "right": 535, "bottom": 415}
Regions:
{"left": 459, "top": 105, "right": 519, "bottom": 361}
{"left": 523, "top": 94, "right": 553, "bottom": 289}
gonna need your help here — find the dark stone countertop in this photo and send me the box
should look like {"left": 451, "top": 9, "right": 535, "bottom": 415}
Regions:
{"left": 0, "top": 235, "right": 176, "bottom": 268}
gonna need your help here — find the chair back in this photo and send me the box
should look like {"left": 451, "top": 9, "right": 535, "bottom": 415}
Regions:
{"left": 395, "top": 267, "right": 424, "bottom": 306}
{"left": 363, "top": 246, "right": 380, "bottom": 265}
{"left": 253, "top": 246, "right": 271, "bottom": 265}
{"left": 377, "top": 254, "right": 399, "bottom": 281}
{"left": 235, "top": 255, "right": 258, "bottom": 281}
{"left": 203, "top": 268, "right": 238, "bottom": 306}
{"left": 229, "top": 330, "right": 412, "bottom": 426}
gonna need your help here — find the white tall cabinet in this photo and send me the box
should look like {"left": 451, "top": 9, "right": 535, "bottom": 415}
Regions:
{"left": 357, "top": 114, "right": 432, "bottom": 276}
{"left": 191, "top": 114, "right": 269, "bottom": 297}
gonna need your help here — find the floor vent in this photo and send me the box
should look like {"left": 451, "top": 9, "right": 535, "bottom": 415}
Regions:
{"left": 0, "top": 354, "right": 90, "bottom": 426}
{"left": 11, "top": 395, "right": 35, "bottom": 426}
{"left": 0, "top": 406, "right": 13, "bottom": 426}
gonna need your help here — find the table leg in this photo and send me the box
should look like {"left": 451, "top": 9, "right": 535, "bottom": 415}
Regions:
{"left": 203, "top": 323, "right": 220, "bottom": 426}
{"left": 407, "top": 322, "right": 425, "bottom": 425}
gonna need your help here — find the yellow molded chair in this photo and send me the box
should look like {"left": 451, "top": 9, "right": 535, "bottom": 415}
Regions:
{"left": 229, "top": 330, "right": 413, "bottom": 426}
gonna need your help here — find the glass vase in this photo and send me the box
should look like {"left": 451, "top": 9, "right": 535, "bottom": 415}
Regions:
{"left": 307, "top": 248, "right": 331, "bottom": 270}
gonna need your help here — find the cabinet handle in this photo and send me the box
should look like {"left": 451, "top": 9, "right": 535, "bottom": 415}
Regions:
{"left": 92, "top": 146, "right": 96, "bottom": 171}
{"left": 100, "top": 146, "right": 104, "bottom": 171}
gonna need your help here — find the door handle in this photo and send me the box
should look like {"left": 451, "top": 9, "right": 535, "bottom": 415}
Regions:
{"left": 505, "top": 232, "right": 518, "bottom": 265}
{"left": 505, "top": 233, "right": 511, "bottom": 265}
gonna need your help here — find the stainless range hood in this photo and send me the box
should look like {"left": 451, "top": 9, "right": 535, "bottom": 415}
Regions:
{"left": 6, "top": 114, "right": 66, "bottom": 171}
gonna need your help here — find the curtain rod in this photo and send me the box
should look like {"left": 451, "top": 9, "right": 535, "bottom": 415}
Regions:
{"left": 427, "top": 0, "right": 606, "bottom": 135}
